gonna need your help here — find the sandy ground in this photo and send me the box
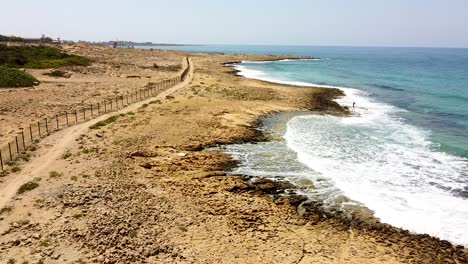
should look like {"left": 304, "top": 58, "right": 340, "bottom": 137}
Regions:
{"left": 0, "top": 44, "right": 186, "bottom": 146}
{"left": 0, "top": 46, "right": 466, "bottom": 264}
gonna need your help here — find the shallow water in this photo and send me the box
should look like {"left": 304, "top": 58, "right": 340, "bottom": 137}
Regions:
{"left": 231, "top": 65, "right": 468, "bottom": 246}
{"left": 144, "top": 45, "right": 468, "bottom": 246}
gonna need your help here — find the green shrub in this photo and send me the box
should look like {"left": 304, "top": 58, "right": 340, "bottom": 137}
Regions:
{"left": 89, "top": 115, "right": 117, "bottom": 129}
{"left": 22, "top": 154, "right": 30, "bottom": 162}
{"left": 17, "top": 181, "right": 39, "bottom": 194}
{"left": 45, "top": 69, "right": 71, "bottom": 78}
{"left": 0, "top": 66, "right": 38, "bottom": 87}
{"left": 0, "top": 35, "right": 24, "bottom": 42}
{"left": 0, "top": 44, "right": 91, "bottom": 69}
{"left": 49, "top": 171, "right": 63, "bottom": 178}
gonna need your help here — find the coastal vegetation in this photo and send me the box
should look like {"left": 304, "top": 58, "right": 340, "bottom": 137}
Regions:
{"left": 89, "top": 116, "right": 118, "bottom": 129}
{"left": 0, "top": 44, "right": 90, "bottom": 87}
{"left": 0, "top": 66, "right": 38, "bottom": 88}
{"left": 0, "top": 44, "right": 91, "bottom": 69}
{"left": 16, "top": 181, "right": 39, "bottom": 194}
{"left": 0, "top": 35, "right": 24, "bottom": 42}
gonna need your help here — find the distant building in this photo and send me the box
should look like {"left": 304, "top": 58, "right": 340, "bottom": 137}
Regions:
{"left": 23, "top": 35, "right": 53, "bottom": 44}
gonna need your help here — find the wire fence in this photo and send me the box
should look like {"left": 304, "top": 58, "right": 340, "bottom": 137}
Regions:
{"left": 0, "top": 57, "right": 191, "bottom": 171}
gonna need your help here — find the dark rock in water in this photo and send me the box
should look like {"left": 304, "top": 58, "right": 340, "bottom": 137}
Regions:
{"left": 451, "top": 186, "right": 468, "bottom": 198}
{"left": 250, "top": 178, "right": 296, "bottom": 194}
{"left": 275, "top": 195, "right": 307, "bottom": 207}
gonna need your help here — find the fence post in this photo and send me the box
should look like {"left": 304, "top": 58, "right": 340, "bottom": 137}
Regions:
{"left": 126, "top": 94, "right": 129, "bottom": 105}
{"left": 83, "top": 108, "right": 86, "bottom": 120}
{"left": 110, "top": 100, "right": 113, "bottom": 110}
{"left": 75, "top": 110, "right": 78, "bottom": 124}
{"left": 29, "top": 126, "right": 33, "bottom": 142}
{"left": 56, "top": 114, "right": 59, "bottom": 129}
{"left": 8, "top": 143, "right": 13, "bottom": 162}
{"left": 91, "top": 105, "right": 93, "bottom": 116}
{"left": 0, "top": 149, "right": 3, "bottom": 171}
{"left": 38, "top": 121, "right": 41, "bottom": 137}
{"left": 15, "top": 136, "right": 20, "bottom": 155}
{"left": 98, "top": 103, "right": 101, "bottom": 114}
{"left": 45, "top": 119, "right": 49, "bottom": 134}
{"left": 116, "top": 97, "right": 118, "bottom": 108}
{"left": 21, "top": 131, "right": 25, "bottom": 150}
{"left": 66, "top": 112, "right": 69, "bottom": 126}
{"left": 104, "top": 101, "right": 107, "bottom": 112}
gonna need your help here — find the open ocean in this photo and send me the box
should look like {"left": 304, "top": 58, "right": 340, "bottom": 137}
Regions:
{"left": 140, "top": 45, "right": 468, "bottom": 246}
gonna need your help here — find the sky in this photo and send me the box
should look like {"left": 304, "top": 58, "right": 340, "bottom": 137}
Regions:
{"left": 1, "top": 0, "right": 468, "bottom": 48}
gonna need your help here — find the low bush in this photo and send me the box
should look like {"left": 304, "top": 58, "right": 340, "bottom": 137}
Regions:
{"left": 17, "top": 181, "right": 39, "bottom": 194}
{"left": 0, "top": 66, "right": 38, "bottom": 87}
{"left": 44, "top": 69, "right": 71, "bottom": 78}
{"left": 49, "top": 171, "right": 63, "bottom": 178}
{"left": 0, "top": 35, "right": 24, "bottom": 42}
{"left": 0, "top": 44, "right": 91, "bottom": 69}
{"left": 89, "top": 115, "right": 117, "bottom": 129}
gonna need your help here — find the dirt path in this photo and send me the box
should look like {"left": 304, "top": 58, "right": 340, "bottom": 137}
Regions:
{"left": 0, "top": 58, "right": 193, "bottom": 210}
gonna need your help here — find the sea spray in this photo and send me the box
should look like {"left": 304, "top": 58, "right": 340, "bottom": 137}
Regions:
{"left": 226, "top": 55, "right": 468, "bottom": 246}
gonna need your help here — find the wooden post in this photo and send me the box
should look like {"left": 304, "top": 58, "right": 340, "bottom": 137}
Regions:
{"left": 45, "top": 119, "right": 49, "bottom": 134}
{"left": 91, "top": 105, "right": 93, "bottom": 116}
{"left": 110, "top": 100, "right": 113, "bottom": 110}
{"left": 83, "top": 108, "right": 86, "bottom": 120}
{"left": 8, "top": 143, "right": 13, "bottom": 162}
{"left": 56, "top": 114, "right": 59, "bottom": 129}
{"left": 15, "top": 136, "right": 20, "bottom": 155}
{"left": 38, "top": 121, "right": 41, "bottom": 137}
{"left": 116, "top": 97, "right": 118, "bottom": 108}
{"left": 66, "top": 112, "right": 69, "bottom": 126}
{"left": 98, "top": 103, "right": 101, "bottom": 114}
{"left": 29, "top": 126, "right": 33, "bottom": 142}
{"left": 0, "top": 149, "right": 3, "bottom": 171}
{"left": 104, "top": 101, "right": 107, "bottom": 112}
{"left": 21, "top": 131, "right": 25, "bottom": 149}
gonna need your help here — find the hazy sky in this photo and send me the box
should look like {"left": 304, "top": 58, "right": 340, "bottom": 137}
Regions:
{"left": 2, "top": 0, "right": 468, "bottom": 47}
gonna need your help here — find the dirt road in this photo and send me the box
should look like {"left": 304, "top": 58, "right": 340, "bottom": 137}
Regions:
{"left": 0, "top": 58, "right": 193, "bottom": 210}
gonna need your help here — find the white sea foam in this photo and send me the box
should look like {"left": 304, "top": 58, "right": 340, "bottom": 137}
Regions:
{"left": 238, "top": 58, "right": 321, "bottom": 64}
{"left": 233, "top": 62, "right": 468, "bottom": 246}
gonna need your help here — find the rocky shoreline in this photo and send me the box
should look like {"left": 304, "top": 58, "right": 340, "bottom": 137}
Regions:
{"left": 221, "top": 111, "right": 468, "bottom": 259}
{"left": 0, "top": 46, "right": 466, "bottom": 263}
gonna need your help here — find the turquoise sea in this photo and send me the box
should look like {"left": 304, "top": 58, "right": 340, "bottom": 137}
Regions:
{"left": 140, "top": 45, "right": 468, "bottom": 245}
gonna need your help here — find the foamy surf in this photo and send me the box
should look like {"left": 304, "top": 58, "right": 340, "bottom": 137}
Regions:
{"left": 228, "top": 61, "right": 468, "bottom": 246}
